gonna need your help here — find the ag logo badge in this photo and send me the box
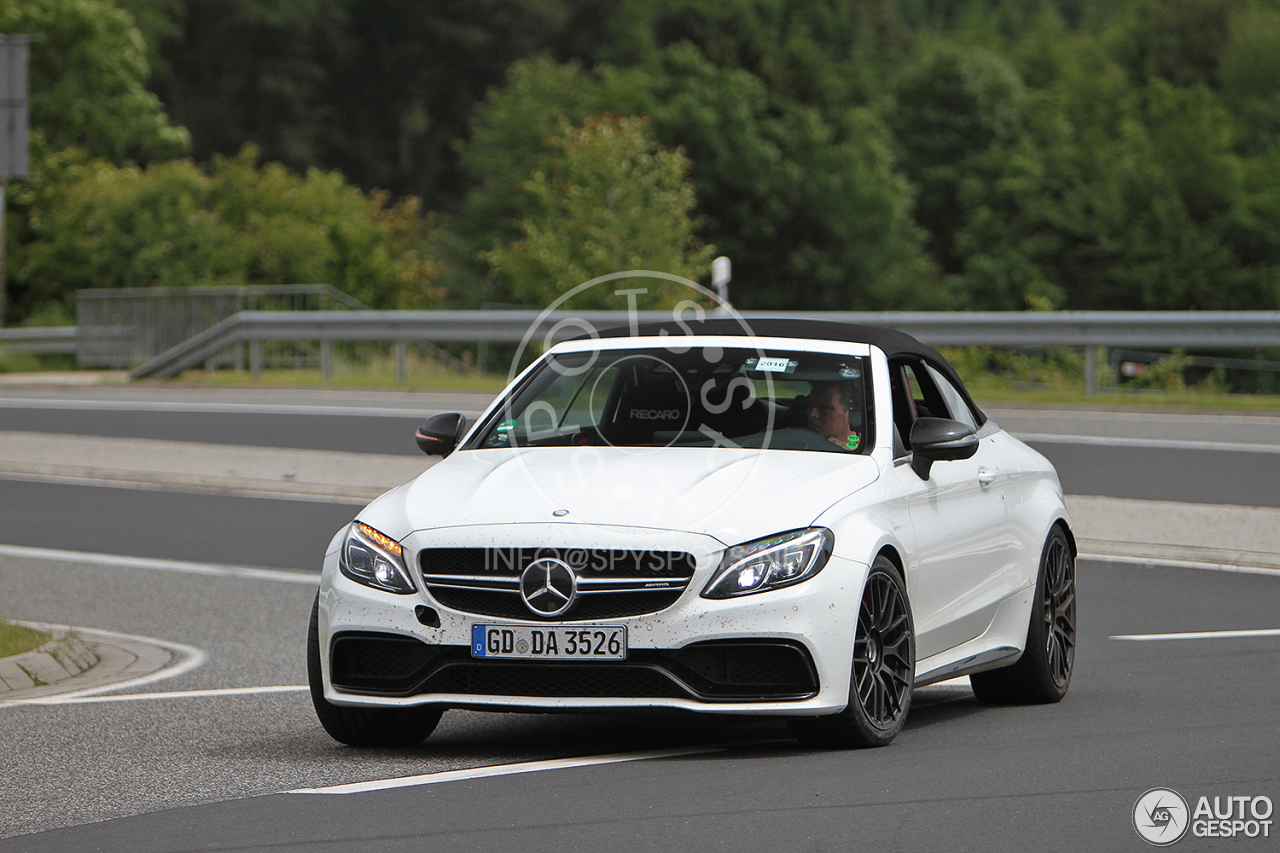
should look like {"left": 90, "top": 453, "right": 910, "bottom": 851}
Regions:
{"left": 1134, "top": 788, "right": 1190, "bottom": 846}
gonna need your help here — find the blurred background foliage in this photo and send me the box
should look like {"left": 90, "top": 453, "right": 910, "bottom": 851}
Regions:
{"left": 5, "top": 0, "right": 1280, "bottom": 324}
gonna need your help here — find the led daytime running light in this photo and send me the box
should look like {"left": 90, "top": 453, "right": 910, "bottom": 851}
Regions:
{"left": 341, "top": 522, "right": 414, "bottom": 594}
{"left": 355, "top": 522, "right": 402, "bottom": 558}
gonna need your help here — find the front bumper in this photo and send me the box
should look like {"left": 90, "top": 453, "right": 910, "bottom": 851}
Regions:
{"left": 317, "top": 525, "right": 867, "bottom": 716}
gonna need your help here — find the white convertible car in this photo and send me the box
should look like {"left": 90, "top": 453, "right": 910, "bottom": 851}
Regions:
{"left": 309, "top": 319, "right": 1076, "bottom": 748}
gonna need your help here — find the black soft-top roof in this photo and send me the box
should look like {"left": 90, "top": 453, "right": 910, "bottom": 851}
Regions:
{"left": 593, "top": 317, "right": 939, "bottom": 361}
{"left": 591, "top": 317, "right": 984, "bottom": 422}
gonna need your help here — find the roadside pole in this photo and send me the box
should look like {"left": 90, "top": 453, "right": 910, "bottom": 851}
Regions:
{"left": 1, "top": 34, "right": 38, "bottom": 327}
{"left": 0, "top": 178, "right": 6, "bottom": 325}
{"left": 712, "top": 256, "right": 731, "bottom": 309}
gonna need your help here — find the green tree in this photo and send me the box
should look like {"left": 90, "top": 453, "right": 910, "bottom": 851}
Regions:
{"left": 598, "top": 0, "right": 913, "bottom": 109}
{"left": 638, "top": 43, "right": 937, "bottom": 310}
{"left": 483, "top": 115, "right": 713, "bottom": 309}
{"left": 153, "top": 0, "right": 347, "bottom": 181}
{"left": 0, "top": 0, "right": 188, "bottom": 163}
{"left": 458, "top": 47, "right": 937, "bottom": 310}
{"left": 1107, "top": 0, "right": 1247, "bottom": 89}
{"left": 7, "top": 146, "right": 442, "bottom": 321}
{"left": 887, "top": 44, "right": 1057, "bottom": 309}
{"left": 151, "top": 0, "right": 597, "bottom": 206}
{"left": 1218, "top": 4, "right": 1280, "bottom": 153}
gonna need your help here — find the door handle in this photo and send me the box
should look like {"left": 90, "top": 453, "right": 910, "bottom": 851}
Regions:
{"left": 978, "top": 467, "right": 997, "bottom": 488}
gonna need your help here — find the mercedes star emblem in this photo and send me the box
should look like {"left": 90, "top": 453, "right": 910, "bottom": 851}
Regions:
{"left": 519, "top": 558, "right": 577, "bottom": 616}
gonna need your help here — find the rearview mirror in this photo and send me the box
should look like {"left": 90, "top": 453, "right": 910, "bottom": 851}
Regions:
{"left": 909, "top": 417, "right": 978, "bottom": 480}
{"left": 415, "top": 413, "right": 468, "bottom": 456}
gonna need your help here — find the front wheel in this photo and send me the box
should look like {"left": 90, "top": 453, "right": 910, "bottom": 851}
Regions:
{"left": 971, "top": 526, "right": 1076, "bottom": 705}
{"left": 789, "top": 557, "right": 915, "bottom": 748}
{"left": 307, "top": 595, "right": 442, "bottom": 747}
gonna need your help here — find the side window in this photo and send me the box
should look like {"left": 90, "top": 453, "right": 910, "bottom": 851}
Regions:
{"left": 888, "top": 361, "right": 917, "bottom": 454}
{"left": 890, "top": 358, "right": 966, "bottom": 453}
{"left": 561, "top": 365, "right": 618, "bottom": 431}
{"left": 924, "top": 364, "right": 979, "bottom": 430}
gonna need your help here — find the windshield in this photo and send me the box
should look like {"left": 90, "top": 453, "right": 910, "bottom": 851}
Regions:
{"left": 474, "top": 347, "right": 873, "bottom": 454}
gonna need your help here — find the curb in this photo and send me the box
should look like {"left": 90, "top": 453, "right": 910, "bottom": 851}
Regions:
{"left": 0, "top": 462, "right": 382, "bottom": 503}
{"left": 0, "top": 625, "right": 177, "bottom": 704}
{"left": 1078, "top": 538, "right": 1280, "bottom": 573}
{"left": 0, "top": 632, "right": 99, "bottom": 694}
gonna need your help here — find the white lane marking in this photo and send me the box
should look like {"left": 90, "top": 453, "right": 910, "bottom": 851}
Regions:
{"left": 0, "top": 624, "right": 208, "bottom": 703}
{"left": 1111, "top": 628, "right": 1280, "bottom": 642}
{"left": 1016, "top": 433, "right": 1280, "bottom": 454}
{"left": 1078, "top": 552, "right": 1280, "bottom": 577}
{"left": 288, "top": 746, "right": 726, "bottom": 795}
{"left": 0, "top": 397, "right": 487, "bottom": 419}
{"left": 21, "top": 685, "right": 309, "bottom": 705}
{"left": 0, "top": 543, "right": 321, "bottom": 585}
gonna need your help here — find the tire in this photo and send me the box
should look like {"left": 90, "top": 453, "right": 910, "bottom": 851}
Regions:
{"left": 971, "top": 526, "right": 1076, "bottom": 705}
{"left": 307, "top": 595, "right": 443, "bottom": 747}
{"left": 789, "top": 557, "right": 915, "bottom": 748}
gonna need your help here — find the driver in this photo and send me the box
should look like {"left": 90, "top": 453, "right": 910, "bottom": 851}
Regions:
{"left": 806, "top": 380, "right": 860, "bottom": 450}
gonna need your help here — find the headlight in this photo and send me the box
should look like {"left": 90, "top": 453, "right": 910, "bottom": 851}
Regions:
{"left": 702, "top": 528, "right": 834, "bottom": 599}
{"left": 339, "top": 522, "right": 416, "bottom": 594}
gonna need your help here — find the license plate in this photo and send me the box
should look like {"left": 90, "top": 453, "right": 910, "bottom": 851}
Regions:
{"left": 471, "top": 625, "right": 627, "bottom": 660}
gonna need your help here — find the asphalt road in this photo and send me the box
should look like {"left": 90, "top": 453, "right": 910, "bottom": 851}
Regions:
{"left": 2, "top": 390, "right": 1279, "bottom": 850}
{"left": 4, "top": 390, "right": 1280, "bottom": 506}
{"left": 1, "top": 552, "right": 1276, "bottom": 851}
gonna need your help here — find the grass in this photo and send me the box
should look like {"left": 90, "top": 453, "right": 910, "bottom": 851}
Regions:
{"left": 9, "top": 345, "right": 1280, "bottom": 412}
{"left": 965, "top": 380, "right": 1280, "bottom": 412}
{"left": 162, "top": 361, "right": 1280, "bottom": 412}
{"left": 945, "top": 346, "right": 1280, "bottom": 413}
{"left": 164, "top": 367, "right": 511, "bottom": 392}
{"left": 164, "top": 358, "right": 513, "bottom": 393}
{"left": 0, "top": 620, "right": 50, "bottom": 658}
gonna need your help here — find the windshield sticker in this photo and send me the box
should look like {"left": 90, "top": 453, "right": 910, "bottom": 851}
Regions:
{"left": 746, "top": 357, "right": 797, "bottom": 374}
{"left": 839, "top": 365, "right": 861, "bottom": 379}
{"left": 845, "top": 433, "right": 862, "bottom": 451}
{"left": 495, "top": 419, "right": 517, "bottom": 432}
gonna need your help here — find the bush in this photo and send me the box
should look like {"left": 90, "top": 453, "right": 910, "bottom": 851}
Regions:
{"left": 7, "top": 146, "right": 443, "bottom": 322}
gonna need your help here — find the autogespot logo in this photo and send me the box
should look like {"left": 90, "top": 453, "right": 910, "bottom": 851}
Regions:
{"left": 1132, "top": 788, "right": 1276, "bottom": 844}
{"left": 1134, "top": 788, "right": 1190, "bottom": 846}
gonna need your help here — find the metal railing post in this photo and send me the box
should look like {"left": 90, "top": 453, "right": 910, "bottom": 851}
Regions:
{"left": 321, "top": 340, "right": 332, "bottom": 381}
{"left": 250, "top": 340, "right": 262, "bottom": 380}
{"left": 1084, "top": 345, "right": 1098, "bottom": 397}
{"left": 395, "top": 341, "right": 407, "bottom": 383}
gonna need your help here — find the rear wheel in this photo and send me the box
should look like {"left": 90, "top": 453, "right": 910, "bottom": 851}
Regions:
{"left": 971, "top": 526, "right": 1076, "bottom": 705}
{"left": 307, "top": 595, "right": 442, "bottom": 747}
{"left": 789, "top": 557, "right": 914, "bottom": 748}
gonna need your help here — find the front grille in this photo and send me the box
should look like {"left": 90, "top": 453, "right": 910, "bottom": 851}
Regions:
{"left": 420, "top": 547, "right": 696, "bottom": 621}
{"left": 329, "top": 632, "right": 443, "bottom": 694}
{"left": 424, "top": 662, "right": 686, "bottom": 699}
{"left": 328, "top": 640, "right": 818, "bottom": 703}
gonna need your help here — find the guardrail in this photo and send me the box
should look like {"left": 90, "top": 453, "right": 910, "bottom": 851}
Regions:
{"left": 118, "top": 309, "right": 1280, "bottom": 394}
{"left": 0, "top": 326, "right": 77, "bottom": 355}
{"left": 75, "top": 284, "right": 369, "bottom": 369}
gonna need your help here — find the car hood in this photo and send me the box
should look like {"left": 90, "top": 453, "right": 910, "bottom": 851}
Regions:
{"left": 368, "top": 446, "right": 880, "bottom": 546}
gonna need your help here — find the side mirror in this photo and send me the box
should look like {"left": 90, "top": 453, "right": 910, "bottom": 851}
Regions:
{"left": 416, "top": 413, "right": 468, "bottom": 456}
{"left": 909, "top": 417, "right": 978, "bottom": 480}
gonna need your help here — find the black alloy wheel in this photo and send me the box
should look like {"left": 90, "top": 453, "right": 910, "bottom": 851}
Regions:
{"left": 971, "top": 526, "right": 1076, "bottom": 705}
{"left": 789, "top": 557, "right": 914, "bottom": 748}
{"left": 854, "top": 567, "right": 915, "bottom": 727}
{"left": 1042, "top": 530, "right": 1076, "bottom": 690}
